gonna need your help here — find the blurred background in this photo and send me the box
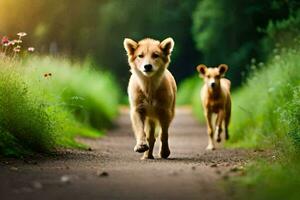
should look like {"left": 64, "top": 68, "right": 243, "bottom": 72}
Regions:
{"left": 1, "top": 1, "right": 300, "bottom": 199}
{"left": 1, "top": 0, "right": 299, "bottom": 89}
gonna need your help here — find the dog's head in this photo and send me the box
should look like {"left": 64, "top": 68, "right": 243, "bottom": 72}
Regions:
{"left": 196, "top": 64, "right": 228, "bottom": 89}
{"left": 123, "top": 37, "right": 174, "bottom": 77}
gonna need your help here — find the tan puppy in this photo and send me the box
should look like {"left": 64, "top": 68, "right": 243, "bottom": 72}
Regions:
{"left": 123, "top": 37, "right": 177, "bottom": 159}
{"left": 196, "top": 64, "right": 231, "bottom": 150}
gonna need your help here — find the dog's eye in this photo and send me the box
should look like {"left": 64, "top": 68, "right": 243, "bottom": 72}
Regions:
{"left": 207, "top": 75, "right": 211, "bottom": 78}
{"left": 152, "top": 53, "right": 159, "bottom": 59}
{"left": 215, "top": 75, "right": 220, "bottom": 79}
{"left": 138, "top": 54, "right": 144, "bottom": 58}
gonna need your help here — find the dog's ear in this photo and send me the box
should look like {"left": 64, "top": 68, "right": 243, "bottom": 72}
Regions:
{"left": 196, "top": 64, "right": 207, "bottom": 77}
{"left": 123, "top": 38, "right": 138, "bottom": 56}
{"left": 218, "top": 64, "right": 228, "bottom": 75}
{"left": 160, "top": 37, "right": 174, "bottom": 55}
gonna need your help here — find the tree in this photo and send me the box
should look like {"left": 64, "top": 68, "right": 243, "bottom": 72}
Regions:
{"left": 192, "top": 0, "right": 295, "bottom": 86}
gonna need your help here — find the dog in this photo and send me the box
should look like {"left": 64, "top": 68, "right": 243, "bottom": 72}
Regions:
{"left": 196, "top": 64, "right": 231, "bottom": 150}
{"left": 123, "top": 37, "right": 177, "bottom": 159}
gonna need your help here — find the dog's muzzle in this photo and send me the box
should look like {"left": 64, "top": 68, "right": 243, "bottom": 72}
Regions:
{"left": 143, "top": 64, "right": 153, "bottom": 72}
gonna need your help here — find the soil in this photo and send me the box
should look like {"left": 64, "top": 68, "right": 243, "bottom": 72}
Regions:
{"left": 0, "top": 107, "right": 259, "bottom": 200}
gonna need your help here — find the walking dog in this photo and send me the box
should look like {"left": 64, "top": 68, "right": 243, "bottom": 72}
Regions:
{"left": 123, "top": 37, "right": 176, "bottom": 159}
{"left": 196, "top": 64, "right": 231, "bottom": 150}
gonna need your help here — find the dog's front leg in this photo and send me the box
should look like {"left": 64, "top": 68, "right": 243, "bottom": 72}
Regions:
{"left": 130, "top": 108, "right": 149, "bottom": 153}
{"left": 141, "top": 119, "right": 156, "bottom": 160}
{"left": 205, "top": 110, "right": 215, "bottom": 150}
{"left": 158, "top": 111, "right": 172, "bottom": 159}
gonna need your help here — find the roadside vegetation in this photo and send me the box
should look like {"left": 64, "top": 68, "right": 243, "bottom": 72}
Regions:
{"left": 0, "top": 34, "right": 120, "bottom": 157}
{"left": 227, "top": 43, "right": 300, "bottom": 200}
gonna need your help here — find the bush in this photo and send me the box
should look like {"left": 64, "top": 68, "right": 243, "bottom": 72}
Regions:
{"left": 0, "top": 63, "right": 59, "bottom": 156}
{"left": 228, "top": 46, "right": 300, "bottom": 148}
{"left": 23, "top": 56, "right": 120, "bottom": 130}
{"left": 177, "top": 76, "right": 205, "bottom": 122}
{"left": 225, "top": 45, "right": 300, "bottom": 200}
{"left": 229, "top": 157, "right": 300, "bottom": 200}
{"left": 176, "top": 76, "right": 199, "bottom": 105}
{"left": 0, "top": 56, "right": 120, "bottom": 157}
{"left": 260, "top": 10, "right": 300, "bottom": 58}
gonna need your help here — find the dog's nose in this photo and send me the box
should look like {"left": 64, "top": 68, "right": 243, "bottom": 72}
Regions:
{"left": 210, "top": 82, "right": 216, "bottom": 88}
{"left": 144, "top": 64, "right": 153, "bottom": 72}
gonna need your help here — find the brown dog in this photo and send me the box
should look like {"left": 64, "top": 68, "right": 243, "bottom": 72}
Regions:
{"left": 123, "top": 37, "right": 177, "bottom": 159}
{"left": 196, "top": 64, "right": 231, "bottom": 150}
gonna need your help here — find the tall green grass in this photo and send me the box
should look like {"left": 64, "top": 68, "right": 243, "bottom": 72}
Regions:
{"left": 229, "top": 155, "right": 300, "bottom": 200}
{"left": 228, "top": 47, "right": 300, "bottom": 148}
{"left": 226, "top": 46, "right": 300, "bottom": 200}
{"left": 177, "top": 76, "right": 199, "bottom": 105}
{"left": 0, "top": 56, "right": 120, "bottom": 157}
{"left": 176, "top": 76, "right": 205, "bottom": 122}
{"left": 24, "top": 56, "right": 120, "bottom": 130}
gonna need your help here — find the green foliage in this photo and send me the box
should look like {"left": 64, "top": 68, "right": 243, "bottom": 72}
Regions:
{"left": 223, "top": 45, "right": 300, "bottom": 200}
{"left": 23, "top": 56, "right": 120, "bottom": 130}
{"left": 190, "top": 83, "right": 206, "bottom": 123}
{"left": 260, "top": 10, "right": 300, "bottom": 56}
{"left": 229, "top": 157, "right": 300, "bottom": 200}
{"left": 228, "top": 46, "right": 300, "bottom": 148}
{"left": 0, "top": 63, "right": 59, "bottom": 156}
{"left": 192, "top": 0, "right": 228, "bottom": 55}
{"left": 176, "top": 76, "right": 205, "bottom": 122}
{"left": 176, "top": 76, "right": 199, "bottom": 105}
{"left": 192, "top": 0, "right": 298, "bottom": 86}
{"left": 279, "top": 87, "right": 300, "bottom": 150}
{"left": 0, "top": 57, "right": 120, "bottom": 157}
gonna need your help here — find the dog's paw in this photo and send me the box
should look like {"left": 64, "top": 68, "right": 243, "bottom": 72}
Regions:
{"left": 225, "top": 134, "right": 230, "bottom": 140}
{"left": 134, "top": 144, "right": 149, "bottom": 153}
{"left": 160, "top": 148, "right": 170, "bottom": 159}
{"left": 206, "top": 145, "right": 216, "bottom": 151}
{"left": 141, "top": 154, "right": 154, "bottom": 160}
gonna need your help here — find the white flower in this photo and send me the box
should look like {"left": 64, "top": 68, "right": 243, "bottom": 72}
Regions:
{"left": 17, "top": 32, "right": 27, "bottom": 37}
{"left": 28, "top": 47, "right": 35, "bottom": 52}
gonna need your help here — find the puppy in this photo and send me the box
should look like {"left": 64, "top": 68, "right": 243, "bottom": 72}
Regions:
{"left": 196, "top": 64, "right": 231, "bottom": 150}
{"left": 123, "top": 37, "right": 176, "bottom": 159}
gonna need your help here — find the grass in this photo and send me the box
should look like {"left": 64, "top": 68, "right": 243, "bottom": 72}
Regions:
{"left": 176, "top": 76, "right": 205, "bottom": 122}
{"left": 229, "top": 155, "right": 300, "bottom": 200}
{"left": 228, "top": 47, "right": 300, "bottom": 149}
{"left": 24, "top": 56, "right": 120, "bottom": 130}
{"left": 226, "top": 46, "right": 300, "bottom": 199}
{"left": 230, "top": 49, "right": 300, "bottom": 199}
{"left": 0, "top": 56, "right": 120, "bottom": 157}
{"left": 176, "top": 75, "right": 199, "bottom": 105}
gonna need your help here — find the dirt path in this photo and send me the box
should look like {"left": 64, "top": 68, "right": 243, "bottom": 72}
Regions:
{"left": 0, "top": 107, "right": 252, "bottom": 200}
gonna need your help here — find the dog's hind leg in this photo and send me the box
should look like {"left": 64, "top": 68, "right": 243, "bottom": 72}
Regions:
{"left": 216, "top": 110, "right": 224, "bottom": 143}
{"left": 142, "top": 119, "right": 156, "bottom": 160}
{"left": 131, "top": 108, "right": 149, "bottom": 153}
{"left": 224, "top": 102, "right": 231, "bottom": 140}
